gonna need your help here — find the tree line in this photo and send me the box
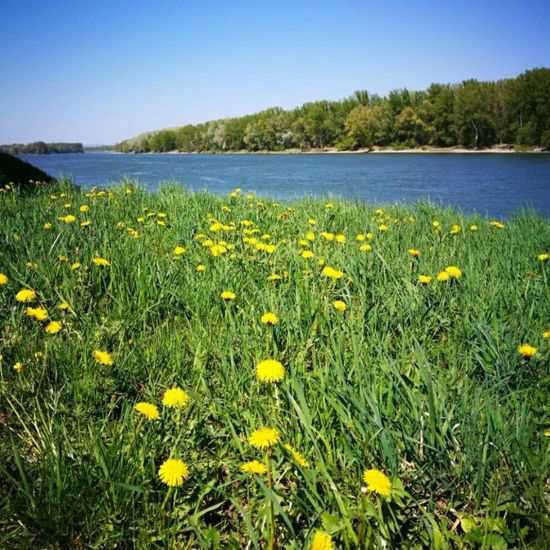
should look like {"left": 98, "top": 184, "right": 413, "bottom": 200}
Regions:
{"left": 116, "top": 68, "right": 550, "bottom": 153}
{"left": 0, "top": 142, "right": 84, "bottom": 155}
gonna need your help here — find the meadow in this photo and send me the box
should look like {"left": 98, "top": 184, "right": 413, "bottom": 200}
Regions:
{"left": 0, "top": 179, "right": 548, "bottom": 549}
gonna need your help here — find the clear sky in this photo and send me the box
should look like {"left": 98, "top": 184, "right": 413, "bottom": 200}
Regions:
{"left": 1, "top": 0, "right": 548, "bottom": 145}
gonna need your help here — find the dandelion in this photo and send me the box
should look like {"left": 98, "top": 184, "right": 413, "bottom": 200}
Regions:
{"left": 134, "top": 402, "right": 160, "bottom": 420}
{"left": 310, "top": 530, "right": 334, "bottom": 550}
{"left": 43, "top": 222, "right": 52, "bottom": 230}
{"left": 418, "top": 275, "right": 432, "bottom": 285}
{"left": 196, "top": 264, "right": 206, "bottom": 272}
{"left": 92, "top": 257, "right": 111, "bottom": 267}
{"left": 158, "top": 458, "right": 189, "bottom": 487}
{"left": 470, "top": 224, "right": 478, "bottom": 231}
{"left": 174, "top": 246, "right": 186, "bottom": 255}
{"left": 300, "top": 250, "right": 315, "bottom": 259}
{"left": 256, "top": 359, "right": 285, "bottom": 382}
{"left": 16, "top": 288, "right": 36, "bottom": 302}
{"left": 284, "top": 443, "right": 310, "bottom": 467}
{"left": 306, "top": 231, "right": 315, "bottom": 241}
{"left": 93, "top": 350, "right": 113, "bottom": 365}
{"left": 335, "top": 234, "right": 346, "bottom": 243}
{"left": 378, "top": 224, "right": 389, "bottom": 231}
{"left": 538, "top": 253, "right": 549, "bottom": 261}
{"left": 58, "top": 302, "right": 70, "bottom": 310}
{"left": 71, "top": 262, "right": 81, "bottom": 270}
{"left": 445, "top": 266, "right": 462, "bottom": 278}
{"left": 79, "top": 205, "right": 89, "bottom": 212}
{"left": 26, "top": 307, "right": 48, "bottom": 320}
{"left": 408, "top": 249, "right": 421, "bottom": 257}
{"left": 45, "top": 321, "right": 62, "bottom": 334}
{"left": 450, "top": 224, "right": 461, "bottom": 235}
{"left": 437, "top": 271, "right": 450, "bottom": 282}
{"left": 58, "top": 255, "right": 69, "bottom": 263}
{"left": 363, "top": 468, "right": 392, "bottom": 497}
{"left": 80, "top": 221, "right": 91, "bottom": 228}
{"left": 432, "top": 220, "right": 440, "bottom": 229}
{"left": 249, "top": 427, "right": 280, "bottom": 449}
{"left": 0, "top": 273, "right": 9, "bottom": 285}
{"left": 518, "top": 344, "right": 537, "bottom": 359}
{"left": 221, "top": 290, "right": 236, "bottom": 301}
{"left": 261, "top": 312, "right": 278, "bottom": 325}
{"left": 359, "top": 243, "right": 372, "bottom": 252}
{"left": 490, "top": 221, "right": 505, "bottom": 229}
{"left": 322, "top": 266, "right": 344, "bottom": 279}
{"left": 58, "top": 215, "right": 76, "bottom": 223}
{"left": 308, "top": 218, "right": 316, "bottom": 226}
{"left": 240, "top": 460, "right": 267, "bottom": 475}
{"left": 162, "top": 387, "right": 189, "bottom": 408}
{"left": 332, "top": 300, "right": 347, "bottom": 312}
{"left": 543, "top": 330, "right": 550, "bottom": 339}
{"left": 13, "top": 362, "right": 23, "bottom": 373}
{"left": 267, "top": 274, "right": 282, "bottom": 281}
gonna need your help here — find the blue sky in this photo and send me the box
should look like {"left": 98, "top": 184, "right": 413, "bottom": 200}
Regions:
{"left": 1, "top": 0, "right": 548, "bottom": 145}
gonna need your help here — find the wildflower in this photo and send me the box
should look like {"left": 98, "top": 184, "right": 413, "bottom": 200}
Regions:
{"left": 92, "top": 257, "right": 110, "bottom": 267}
{"left": 332, "top": 300, "right": 347, "bottom": 312}
{"left": 322, "top": 266, "right": 344, "bottom": 279}
{"left": 26, "top": 307, "right": 48, "bottom": 320}
{"left": 518, "top": 344, "right": 537, "bottom": 359}
{"left": 408, "top": 249, "right": 421, "bottom": 257}
{"left": 284, "top": 444, "right": 310, "bottom": 467}
{"left": 58, "top": 215, "right": 76, "bottom": 223}
{"left": 134, "top": 402, "right": 160, "bottom": 420}
{"left": 16, "top": 288, "right": 36, "bottom": 302}
{"left": 470, "top": 224, "right": 478, "bottom": 231}
{"left": 335, "top": 234, "right": 346, "bottom": 243}
{"left": 310, "top": 530, "right": 334, "bottom": 550}
{"left": 445, "top": 266, "right": 462, "bottom": 278}
{"left": 162, "top": 387, "right": 189, "bottom": 408}
{"left": 418, "top": 275, "right": 432, "bottom": 285}
{"left": 490, "top": 221, "right": 505, "bottom": 229}
{"left": 93, "top": 350, "right": 113, "bottom": 365}
{"left": 249, "top": 427, "right": 280, "bottom": 449}
{"left": 359, "top": 244, "right": 372, "bottom": 252}
{"left": 450, "top": 224, "right": 461, "bottom": 235}
{"left": 432, "top": 221, "right": 440, "bottom": 229}
{"left": 58, "top": 302, "right": 70, "bottom": 310}
{"left": 306, "top": 231, "right": 315, "bottom": 241}
{"left": 538, "top": 253, "right": 549, "bottom": 261}
{"left": 196, "top": 264, "right": 206, "bottom": 272}
{"left": 363, "top": 468, "right": 392, "bottom": 497}
{"left": 45, "top": 321, "right": 62, "bottom": 334}
{"left": 71, "top": 262, "right": 81, "bottom": 270}
{"left": 545, "top": 429, "right": 550, "bottom": 437}
{"left": 79, "top": 205, "right": 89, "bottom": 212}
{"left": 43, "top": 222, "right": 52, "bottom": 230}
{"left": 26, "top": 261, "right": 37, "bottom": 269}
{"left": 211, "top": 244, "right": 228, "bottom": 256}
{"left": 325, "top": 202, "right": 334, "bottom": 209}
{"left": 240, "top": 460, "right": 267, "bottom": 475}
{"left": 378, "top": 224, "right": 388, "bottom": 231}
{"left": 58, "top": 255, "right": 69, "bottom": 263}
{"left": 300, "top": 250, "right": 314, "bottom": 259}
{"left": 80, "top": 221, "right": 91, "bottom": 228}
{"left": 268, "top": 274, "right": 282, "bottom": 281}
{"left": 261, "top": 312, "right": 278, "bottom": 325}
{"left": 13, "top": 362, "right": 23, "bottom": 373}
{"left": 321, "top": 232, "right": 334, "bottom": 241}
{"left": 158, "top": 458, "right": 189, "bottom": 487}
{"left": 173, "top": 246, "right": 186, "bottom": 256}
{"left": 221, "top": 290, "right": 236, "bottom": 301}
{"left": 308, "top": 218, "right": 316, "bottom": 226}
{"left": 0, "top": 273, "right": 8, "bottom": 285}
{"left": 257, "top": 359, "right": 285, "bottom": 382}
{"left": 543, "top": 330, "right": 550, "bottom": 339}
{"left": 437, "top": 271, "right": 450, "bottom": 282}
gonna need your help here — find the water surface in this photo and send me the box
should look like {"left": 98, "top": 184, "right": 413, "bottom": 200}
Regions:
{"left": 21, "top": 152, "right": 550, "bottom": 218}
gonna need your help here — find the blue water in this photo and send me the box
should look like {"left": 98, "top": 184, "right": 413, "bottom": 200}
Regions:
{"left": 20, "top": 152, "right": 550, "bottom": 218}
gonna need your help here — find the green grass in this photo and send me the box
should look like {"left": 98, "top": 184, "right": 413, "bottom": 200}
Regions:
{"left": 0, "top": 180, "right": 549, "bottom": 548}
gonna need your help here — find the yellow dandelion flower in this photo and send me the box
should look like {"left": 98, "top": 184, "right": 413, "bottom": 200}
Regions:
{"left": 538, "top": 253, "right": 549, "bottom": 261}
{"left": 363, "top": 468, "right": 392, "bottom": 497}
{"left": 26, "top": 306, "right": 48, "bottom": 320}
{"left": 158, "top": 458, "right": 189, "bottom": 487}
{"left": 0, "top": 273, "right": 9, "bottom": 285}
{"left": 196, "top": 264, "right": 206, "bottom": 272}
{"left": 432, "top": 220, "right": 440, "bottom": 228}
{"left": 306, "top": 231, "right": 315, "bottom": 241}
{"left": 325, "top": 202, "right": 334, "bottom": 209}
{"left": 92, "top": 257, "right": 110, "bottom": 267}
{"left": 45, "top": 321, "right": 62, "bottom": 334}
{"left": 418, "top": 275, "right": 432, "bottom": 285}
{"left": 450, "top": 224, "right": 461, "bottom": 235}
{"left": 335, "top": 234, "right": 346, "bottom": 243}
{"left": 518, "top": 344, "right": 537, "bottom": 359}
{"left": 445, "top": 266, "right": 462, "bottom": 278}
{"left": 490, "top": 220, "right": 505, "bottom": 229}
{"left": 16, "top": 288, "right": 36, "bottom": 302}
{"left": 80, "top": 221, "right": 91, "bottom": 228}
{"left": 284, "top": 444, "right": 310, "bottom": 467}
{"left": 268, "top": 273, "right": 282, "bottom": 281}
{"left": 311, "top": 530, "right": 334, "bottom": 550}
{"left": 26, "top": 261, "right": 37, "bottom": 269}
{"left": 13, "top": 362, "right": 23, "bottom": 373}
{"left": 43, "top": 222, "right": 53, "bottom": 230}
{"left": 240, "top": 460, "right": 267, "bottom": 475}
{"left": 58, "top": 302, "right": 70, "bottom": 310}
{"left": 543, "top": 330, "right": 550, "bottom": 339}
{"left": 470, "top": 224, "right": 478, "bottom": 231}
{"left": 249, "top": 427, "right": 280, "bottom": 449}
{"left": 71, "top": 262, "right": 81, "bottom": 270}
{"left": 321, "top": 266, "right": 344, "bottom": 279}
{"left": 58, "top": 255, "right": 69, "bottom": 263}
{"left": 174, "top": 246, "right": 186, "bottom": 255}
{"left": 437, "top": 271, "right": 450, "bottom": 282}
{"left": 545, "top": 429, "right": 550, "bottom": 437}
{"left": 58, "top": 215, "right": 76, "bottom": 223}
{"left": 359, "top": 243, "right": 372, "bottom": 252}
{"left": 93, "top": 349, "right": 113, "bottom": 365}
{"left": 210, "top": 244, "right": 228, "bottom": 256}
{"left": 408, "top": 249, "right": 421, "bottom": 257}
{"left": 332, "top": 300, "right": 347, "bottom": 312}
{"left": 378, "top": 224, "right": 389, "bottom": 231}
{"left": 261, "top": 312, "right": 278, "bottom": 325}
{"left": 79, "top": 205, "right": 89, "bottom": 212}
{"left": 300, "top": 250, "right": 315, "bottom": 259}
{"left": 308, "top": 218, "right": 316, "bottom": 225}
{"left": 356, "top": 234, "right": 366, "bottom": 241}
{"left": 134, "top": 402, "right": 160, "bottom": 420}
{"left": 256, "top": 359, "right": 285, "bottom": 382}
{"left": 162, "top": 387, "right": 189, "bottom": 408}
{"left": 221, "top": 290, "right": 236, "bottom": 301}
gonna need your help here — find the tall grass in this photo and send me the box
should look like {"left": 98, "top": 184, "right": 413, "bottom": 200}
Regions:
{"left": 0, "top": 180, "right": 548, "bottom": 548}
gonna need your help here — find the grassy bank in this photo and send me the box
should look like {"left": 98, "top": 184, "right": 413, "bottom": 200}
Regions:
{"left": 0, "top": 181, "right": 549, "bottom": 548}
